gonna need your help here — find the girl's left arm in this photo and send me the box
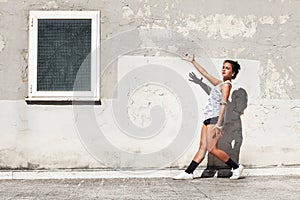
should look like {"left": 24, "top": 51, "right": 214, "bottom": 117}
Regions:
{"left": 216, "top": 83, "right": 231, "bottom": 128}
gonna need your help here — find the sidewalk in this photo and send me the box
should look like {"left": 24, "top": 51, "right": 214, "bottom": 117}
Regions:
{"left": 0, "top": 175, "right": 299, "bottom": 199}
{"left": 0, "top": 168, "right": 300, "bottom": 199}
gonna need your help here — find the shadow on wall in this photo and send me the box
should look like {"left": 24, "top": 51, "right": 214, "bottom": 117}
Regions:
{"left": 188, "top": 72, "right": 248, "bottom": 178}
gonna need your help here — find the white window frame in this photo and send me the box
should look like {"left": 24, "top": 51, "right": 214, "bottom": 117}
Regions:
{"left": 27, "top": 11, "right": 100, "bottom": 101}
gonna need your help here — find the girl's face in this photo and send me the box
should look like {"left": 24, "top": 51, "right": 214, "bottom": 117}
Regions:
{"left": 222, "top": 62, "right": 234, "bottom": 80}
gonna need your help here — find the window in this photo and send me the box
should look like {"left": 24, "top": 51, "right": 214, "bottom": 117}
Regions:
{"left": 27, "top": 11, "right": 100, "bottom": 102}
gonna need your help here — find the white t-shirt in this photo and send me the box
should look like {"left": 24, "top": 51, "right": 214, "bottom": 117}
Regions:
{"left": 203, "top": 81, "right": 232, "bottom": 120}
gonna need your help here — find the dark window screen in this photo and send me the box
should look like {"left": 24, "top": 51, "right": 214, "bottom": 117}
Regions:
{"left": 37, "top": 19, "right": 91, "bottom": 91}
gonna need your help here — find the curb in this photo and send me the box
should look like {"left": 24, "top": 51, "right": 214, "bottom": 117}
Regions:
{"left": 0, "top": 168, "right": 300, "bottom": 180}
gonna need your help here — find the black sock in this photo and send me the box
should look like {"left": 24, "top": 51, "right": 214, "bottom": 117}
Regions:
{"left": 225, "top": 158, "right": 239, "bottom": 169}
{"left": 185, "top": 160, "right": 199, "bottom": 174}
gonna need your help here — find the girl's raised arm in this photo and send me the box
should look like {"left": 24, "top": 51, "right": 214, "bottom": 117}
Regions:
{"left": 182, "top": 53, "right": 222, "bottom": 86}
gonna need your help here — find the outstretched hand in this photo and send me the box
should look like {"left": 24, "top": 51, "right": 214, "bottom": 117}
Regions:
{"left": 188, "top": 72, "right": 203, "bottom": 84}
{"left": 182, "top": 53, "right": 195, "bottom": 62}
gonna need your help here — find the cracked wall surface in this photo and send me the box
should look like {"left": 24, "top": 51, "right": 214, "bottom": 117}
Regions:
{"left": 0, "top": 0, "right": 299, "bottom": 100}
{"left": 0, "top": 0, "right": 299, "bottom": 169}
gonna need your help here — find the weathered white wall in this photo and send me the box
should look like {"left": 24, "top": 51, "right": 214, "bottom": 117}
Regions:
{"left": 0, "top": 0, "right": 299, "bottom": 169}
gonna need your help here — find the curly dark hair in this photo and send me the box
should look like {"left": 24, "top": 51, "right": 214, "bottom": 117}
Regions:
{"left": 223, "top": 60, "right": 241, "bottom": 79}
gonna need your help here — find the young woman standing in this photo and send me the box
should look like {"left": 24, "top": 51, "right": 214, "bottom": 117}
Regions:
{"left": 173, "top": 54, "right": 243, "bottom": 180}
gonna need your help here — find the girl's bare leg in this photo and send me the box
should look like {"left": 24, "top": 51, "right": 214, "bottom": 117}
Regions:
{"left": 209, "top": 146, "right": 230, "bottom": 162}
{"left": 172, "top": 124, "right": 208, "bottom": 179}
{"left": 206, "top": 124, "right": 230, "bottom": 162}
{"left": 192, "top": 124, "right": 208, "bottom": 163}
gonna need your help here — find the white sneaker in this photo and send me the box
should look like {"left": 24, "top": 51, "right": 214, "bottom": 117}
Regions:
{"left": 172, "top": 171, "right": 194, "bottom": 180}
{"left": 230, "top": 164, "right": 244, "bottom": 180}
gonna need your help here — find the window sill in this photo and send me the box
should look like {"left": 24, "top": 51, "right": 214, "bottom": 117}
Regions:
{"left": 25, "top": 97, "right": 101, "bottom": 105}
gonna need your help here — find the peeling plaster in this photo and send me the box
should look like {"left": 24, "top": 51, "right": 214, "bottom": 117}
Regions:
{"left": 136, "top": 8, "right": 144, "bottom": 18}
{"left": 232, "top": 48, "right": 246, "bottom": 58}
{"left": 123, "top": 2, "right": 293, "bottom": 41}
{"left": 182, "top": 14, "right": 257, "bottom": 39}
{"left": 264, "top": 59, "right": 294, "bottom": 99}
{"left": 145, "top": 13, "right": 257, "bottom": 39}
{"left": 42, "top": 1, "right": 59, "bottom": 10}
{"left": 259, "top": 16, "right": 274, "bottom": 25}
{"left": 21, "top": 49, "right": 28, "bottom": 62}
{"left": 21, "top": 49, "right": 28, "bottom": 82}
{"left": 143, "top": 4, "right": 151, "bottom": 17}
{"left": 128, "top": 84, "right": 180, "bottom": 128}
{"left": 0, "top": 34, "right": 5, "bottom": 52}
{"left": 278, "top": 15, "right": 290, "bottom": 24}
{"left": 123, "top": 4, "right": 258, "bottom": 39}
{"left": 122, "top": 5, "right": 134, "bottom": 20}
